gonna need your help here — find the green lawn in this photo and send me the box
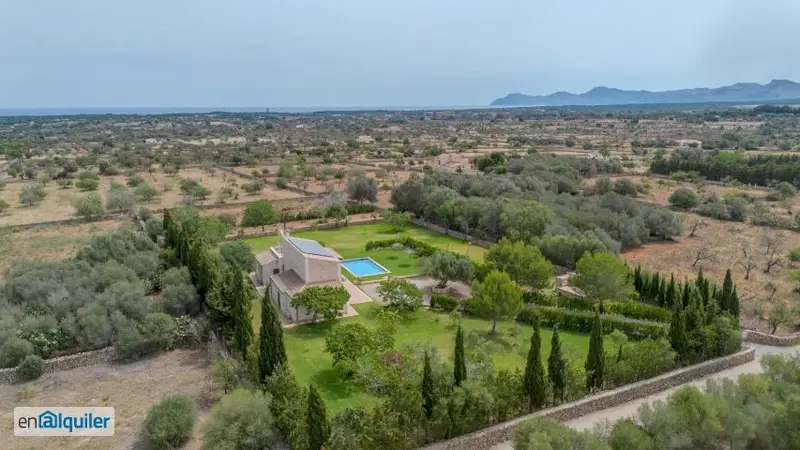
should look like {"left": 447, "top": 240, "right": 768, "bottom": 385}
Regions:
{"left": 252, "top": 301, "right": 607, "bottom": 414}
{"left": 244, "top": 222, "right": 486, "bottom": 279}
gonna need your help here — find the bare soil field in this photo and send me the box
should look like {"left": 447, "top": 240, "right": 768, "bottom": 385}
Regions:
{"left": 0, "top": 349, "right": 210, "bottom": 450}
{"left": 621, "top": 213, "right": 800, "bottom": 333}
{"left": 605, "top": 176, "right": 798, "bottom": 224}
{"left": 0, "top": 219, "right": 128, "bottom": 277}
{"left": 0, "top": 167, "right": 303, "bottom": 226}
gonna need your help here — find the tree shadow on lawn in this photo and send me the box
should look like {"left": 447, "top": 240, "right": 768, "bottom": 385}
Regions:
{"left": 311, "top": 368, "right": 366, "bottom": 400}
{"left": 285, "top": 321, "right": 336, "bottom": 341}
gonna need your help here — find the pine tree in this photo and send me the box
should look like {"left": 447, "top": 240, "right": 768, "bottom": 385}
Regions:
{"left": 548, "top": 326, "right": 567, "bottom": 405}
{"left": 422, "top": 351, "right": 435, "bottom": 420}
{"left": 259, "top": 288, "right": 288, "bottom": 383}
{"left": 307, "top": 384, "right": 331, "bottom": 450}
{"left": 669, "top": 295, "right": 687, "bottom": 361}
{"left": 721, "top": 269, "right": 734, "bottom": 314}
{"left": 523, "top": 317, "right": 546, "bottom": 411}
{"left": 229, "top": 266, "right": 253, "bottom": 360}
{"left": 454, "top": 323, "right": 467, "bottom": 386}
{"left": 585, "top": 311, "right": 604, "bottom": 391}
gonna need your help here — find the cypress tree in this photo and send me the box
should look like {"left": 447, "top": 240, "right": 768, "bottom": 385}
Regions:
{"left": 307, "top": 384, "right": 331, "bottom": 450}
{"left": 633, "top": 265, "right": 643, "bottom": 294}
{"left": 585, "top": 311, "right": 604, "bottom": 391}
{"left": 454, "top": 323, "right": 467, "bottom": 386}
{"left": 681, "top": 278, "right": 691, "bottom": 309}
{"left": 548, "top": 326, "right": 567, "bottom": 405}
{"left": 230, "top": 266, "right": 253, "bottom": 360}
{"left": 705, "top": 296, "right": 720, "bottom": 324}
{"left": 669, "top": 295, "right": 687, "bottom": 361}
{"left": 696, "top": 269, "right": 710, "bottom": 306}
{"left": 665, "top": 274, "right": 677, "bottom": 309}
{"left": 259, "top": 288, "right": 287, "bottom": 383}
{"left": 649, "top": 273, "right": 661, "bottom": 302}
{"left": 422, "top": 351, "right": 435, "bottom": 420}
{"left": 523, "top": 317, "right": 546, "bottom": 411}
{"left": 730, "top": 285, "right": 740, "bottom": 323}
{"left": 163, "top": 209, "right": 173, "bottom": 246}
{"left": 721, "top": 269, "right": 734, "bottom": 314}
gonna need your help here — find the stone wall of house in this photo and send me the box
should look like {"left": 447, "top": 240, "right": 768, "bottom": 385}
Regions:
{"left": 0, "top": 347, "right": 118, "bottom": 385}
{"left": 743, "top": 329, "right": 800, "bottom": 346}
{"left": 421, "top": 347, "right": 756, "bottom": 450}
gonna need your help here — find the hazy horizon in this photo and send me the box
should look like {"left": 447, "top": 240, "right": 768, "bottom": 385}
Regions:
{"left": 2, "top": 0, "right": 799, "bottom": 109}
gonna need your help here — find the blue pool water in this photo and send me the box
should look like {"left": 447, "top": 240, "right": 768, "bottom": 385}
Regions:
{"left": 342, "top": 258, "right": 390, "bottom": 278}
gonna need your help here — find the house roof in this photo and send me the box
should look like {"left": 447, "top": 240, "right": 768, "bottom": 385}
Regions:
{"left": 271, "top": 269, "right": 343, "bottom": 296}
{"left": 287, "top": 237, "right": 338, "bottom": 260}
{"left": 255, "top": 250, "right": 276, "bottom": 266}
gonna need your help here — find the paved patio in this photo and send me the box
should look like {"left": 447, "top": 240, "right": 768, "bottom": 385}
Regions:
{"left": 358, "top": 275, "right": 471, "bottom": 305}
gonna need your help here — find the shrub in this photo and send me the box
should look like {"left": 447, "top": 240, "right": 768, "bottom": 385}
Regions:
{"left": 141, "top": 313, "right": 177, "bottom": 351}
{"left": 521, "top": 291, "right": 558, "bottom": 306}
{"left": 162, "top": 284, "right": 201, "bottom": 316}
{"left": 668, "top": 188, "right": 698, "bottom": 209}
{"left": 143, "top": 395, "right": 198, "bottom": 450}
{"left": 346, "top": 203, "right": 377, "bottom": 214}
{"left": 430, "top": 295, "right": 460, "bottom": 312}
{"left": 516, "top": 305, "right": 668, "bottom": 340}
{"left": 613, "top": 179, "right": 639, "bottom": 197}
{"left": 202, "top": 389, "right": 277, "bottom": 450}
{"left": 604, "top": 301, "right": 671, "bottom": 322}
{"left": 0, "top": 337, "right": 35, "bottom": 368}
{"left": 114, "top": 325, "right": 150, "bottom": 360}
{"left": 16, "top": 355, "right": 45, "bottom": 381}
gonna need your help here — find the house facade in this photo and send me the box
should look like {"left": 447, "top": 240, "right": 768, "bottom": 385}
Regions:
{"left": 253, "top": 231, "right": 348, "bottom": 322}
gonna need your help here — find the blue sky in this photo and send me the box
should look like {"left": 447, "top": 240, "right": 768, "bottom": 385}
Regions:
{"left": 1, "top": 0, "right": 799, "bottom": 108}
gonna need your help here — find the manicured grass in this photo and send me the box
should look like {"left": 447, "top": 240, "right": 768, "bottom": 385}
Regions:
{"left": 253, "top": 301, "right": 606, "bottom": 414}
{"left": 244, "top": 222, "right": 486, "bottom": 278}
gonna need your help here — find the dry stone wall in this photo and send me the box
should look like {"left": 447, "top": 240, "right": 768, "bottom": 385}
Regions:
{"left": 0, "top": 347, "right": 117, "bottom": 384}
{"left": 421, "top": 347, "right": 755, "bottom": 450}
{"left": 743, "top": 329, "right": 800, "bottom": 346}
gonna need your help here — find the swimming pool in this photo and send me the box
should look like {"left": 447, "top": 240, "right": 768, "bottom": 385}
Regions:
{"left": 341, "top": 257, "right": 390, "bottom": 278}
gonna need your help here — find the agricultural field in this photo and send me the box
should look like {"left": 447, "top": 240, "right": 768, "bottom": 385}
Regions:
{"left": 0, "top": 166, "right": 304, "bottom": 227}
{"left": 622, "top": 213, "right": 800, "bottom": 332}
{"left": 0, "top": 350, "right": 210, "bottom": 450}
{"left": 0, "top": 219, "right": 128, "bottom": 277}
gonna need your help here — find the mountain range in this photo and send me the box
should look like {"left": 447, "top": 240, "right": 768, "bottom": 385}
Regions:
{"left": 491, "top": 79, "right": 800, "bottom": 107}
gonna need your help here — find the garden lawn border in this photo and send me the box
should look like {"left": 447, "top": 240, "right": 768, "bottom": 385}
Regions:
{"left": 420, "top": 346, "right": 756, "bottom": 450}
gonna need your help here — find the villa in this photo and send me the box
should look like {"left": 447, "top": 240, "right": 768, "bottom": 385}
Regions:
{"left": 253, "top": 231, "right": 359, "bottom": 322}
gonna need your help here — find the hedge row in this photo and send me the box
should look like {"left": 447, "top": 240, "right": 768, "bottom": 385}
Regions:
{"left": 604, "top": 300, "right": 671, "bottom": 323}
{"left": 522, "top": 293, "right": 671, "bottom": 323}
{"left": 516, "top": 305, "right": 668, "bottom": 340}
{"left": 365, "top": 237, "right": 439, "bottom": 257}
